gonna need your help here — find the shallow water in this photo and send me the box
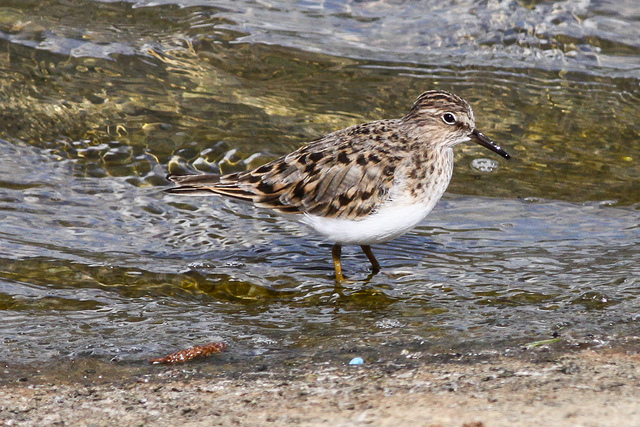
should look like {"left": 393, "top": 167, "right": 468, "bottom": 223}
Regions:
{"left": 0, "top": 0, "right": 639, "bottom": 365}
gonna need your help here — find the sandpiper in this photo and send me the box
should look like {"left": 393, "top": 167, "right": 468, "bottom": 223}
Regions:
{"left": 166, "top": 90, "right": 510, "bottom": 282}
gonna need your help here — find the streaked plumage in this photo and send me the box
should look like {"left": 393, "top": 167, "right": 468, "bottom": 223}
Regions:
{"left": 166, "top": 90, "right": 510, "bottom": 282}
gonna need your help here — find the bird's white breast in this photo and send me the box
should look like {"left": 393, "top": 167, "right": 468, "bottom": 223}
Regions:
{"left": 300, "top": 196, "right": 441, "bottom": 245}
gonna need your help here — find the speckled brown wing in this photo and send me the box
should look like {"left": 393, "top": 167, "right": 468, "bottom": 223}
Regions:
{"left": 166, "top": 120, "right": 404, "bottom": 220}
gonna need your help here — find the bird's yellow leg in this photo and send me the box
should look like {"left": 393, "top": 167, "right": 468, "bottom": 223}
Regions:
{"left": 360, "top": 245, "right": 381, "bottom": 273}
{"left": 332, "top": 244, "right": 346, "bottom": 284}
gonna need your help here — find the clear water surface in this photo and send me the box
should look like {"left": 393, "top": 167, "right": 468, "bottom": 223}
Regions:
{"left": 0, "top": 0, "right": 638, "bottom": 365}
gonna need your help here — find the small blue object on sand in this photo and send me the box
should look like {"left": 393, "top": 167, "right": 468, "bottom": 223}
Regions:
{"left": 349, "top": 357, "right": 364, "bottom": 365}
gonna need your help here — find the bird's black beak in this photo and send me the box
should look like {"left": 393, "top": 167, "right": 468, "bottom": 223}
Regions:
{"left": 470, "top": 129, "right": 510, "bottom": 159}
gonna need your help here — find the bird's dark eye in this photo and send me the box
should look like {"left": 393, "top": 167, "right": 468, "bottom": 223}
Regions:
{"left": 442, "top": 113, "right": 457, "bottom": 125}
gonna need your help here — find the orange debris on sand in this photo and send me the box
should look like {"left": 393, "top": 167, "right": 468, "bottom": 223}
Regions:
{"left": 150, "top": 342, "right": 227, "bottom": 364}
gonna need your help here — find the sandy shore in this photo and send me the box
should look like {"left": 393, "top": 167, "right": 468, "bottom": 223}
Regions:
{"left": 2, "top": 345, "right": 640, "bottom": 426}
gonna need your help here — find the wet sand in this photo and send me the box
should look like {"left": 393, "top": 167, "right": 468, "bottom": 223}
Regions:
{"left": 2, "top": 343, "right": 640, "bottom": 426}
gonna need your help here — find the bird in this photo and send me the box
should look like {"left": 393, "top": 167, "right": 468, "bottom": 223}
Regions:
{"left": 165, "top": 90, "right": 510, "bottom": 283}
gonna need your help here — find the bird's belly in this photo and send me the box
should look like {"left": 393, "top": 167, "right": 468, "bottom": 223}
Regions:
{"left": 300, "top": 202, "right": 437, "bottom": 245}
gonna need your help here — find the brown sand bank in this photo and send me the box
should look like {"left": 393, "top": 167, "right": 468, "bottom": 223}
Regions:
{"left": 2, "top": 345, "right": 639, "bottom": 426}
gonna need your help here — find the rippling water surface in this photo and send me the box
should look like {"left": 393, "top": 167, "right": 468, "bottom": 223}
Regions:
{"left": 0, "top": 0, "right": 639, "bottom": 365}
